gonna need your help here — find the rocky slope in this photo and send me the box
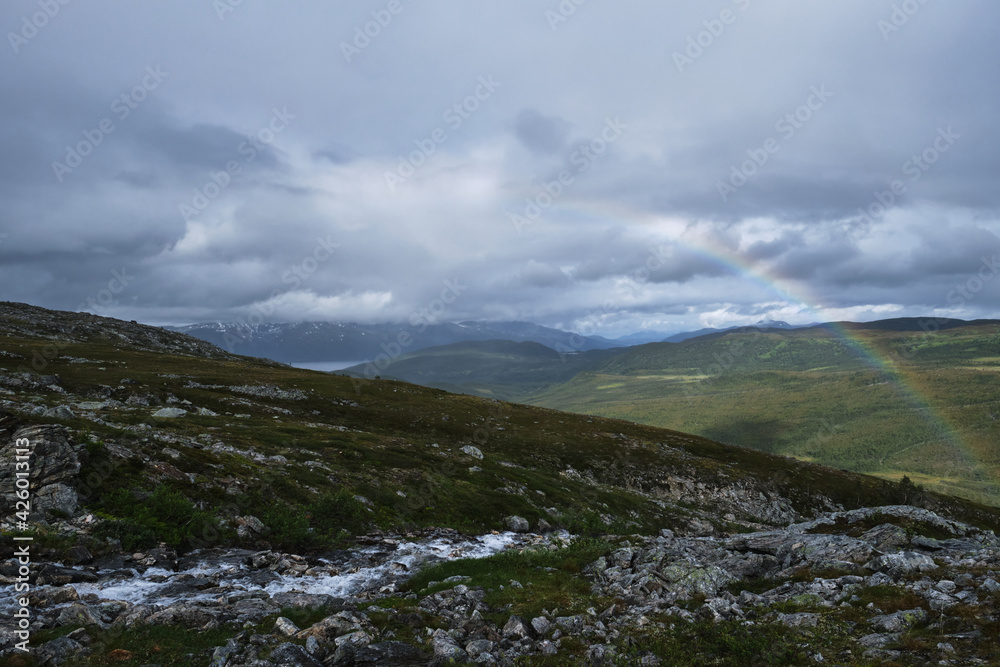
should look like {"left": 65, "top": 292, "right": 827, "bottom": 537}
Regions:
{"left": 1, "top": 303, "right": 999, "bottom": 665}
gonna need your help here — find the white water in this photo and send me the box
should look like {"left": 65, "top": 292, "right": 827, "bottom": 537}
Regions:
{"left": 63, "top": 532, "right": 530, "bottom": 608}
{"left": 262, "top": 532, "right": 519, "bottom": 598}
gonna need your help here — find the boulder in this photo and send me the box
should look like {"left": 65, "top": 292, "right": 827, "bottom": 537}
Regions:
{"left": 152, "top": 407, "right": 187, "bottom": 418}
{"left": 236, "top": 515, "right": 270, "bottom": 539}
{"left": 460, "top": 445, "right": 484, "bottom": 459}
{"left": 504, "top": 515, "right": 530, "bottom": 532}
{"left": 274, "top": 616, "right": 301, "bottom": 636}
{"left": 0, "top": 423, "right": 87, "bottom": 520}
{"left": 351, "top": 641, "right": 425, "bottom": 666}
{"left": 503, "top": 614, "right": 535, "bottom": 639}
{"left": 867, "top": 552, "right": 938, "bottom": 577}
{"left": 270, "top": 642, "right": 323, "bottom": 667}
{"left": 870, "top": 608, "right": 928, "bottom": 633}
{"left": 42, "top": 405, "right": 76, "bottom": 420}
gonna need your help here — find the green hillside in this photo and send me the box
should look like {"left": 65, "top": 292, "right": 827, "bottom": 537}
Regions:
{"left": 528, "top": 322, "right": 1000, "bottom": 504}
{"left": 356, "top": 320, "right": 1000, "bottom": 505}
{"left": 347, "top": 339, "right": 615, "bottom": 399}
{"left": 3, "top": 304, "right": 999, "bottom": 542}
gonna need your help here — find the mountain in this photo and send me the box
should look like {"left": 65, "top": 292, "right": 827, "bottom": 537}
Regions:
{"left": 343, "top": 339, "right": 619, "bottom": 398}
{"left": 165, "top": 319, "right": 620, "bottom": 364}
{"left": 611, "top": 330, "right": 678, "bottom": 345}
{"left": 663, "top": 319, "right": 808, "bottom": 343}
{"left": 4, "top": 301, "right": 1000, "bottom": 664}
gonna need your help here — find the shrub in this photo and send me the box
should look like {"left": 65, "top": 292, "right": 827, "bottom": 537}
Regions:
{"left": 261, "top": 503, "right": 312, "bottom": 550}
{"left": 309, "top": 489, "right": 368, "bottom": 539}
{"left": 92, "top": 486, "right": 220, "bottom": 551}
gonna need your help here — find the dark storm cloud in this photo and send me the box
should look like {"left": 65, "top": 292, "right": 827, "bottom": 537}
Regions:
{"left": 136, "top": 122, "right": 281, "bottom": 171}
{"left": 513, "top": 109, "right": 571, "bottom": 156}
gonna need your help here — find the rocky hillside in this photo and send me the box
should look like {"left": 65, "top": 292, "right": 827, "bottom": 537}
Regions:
{"left": 1, "top": 303, "right": 1000, "bottom": 665}
{"left": 0, "top": 302, "right": 246, "bottom": 363}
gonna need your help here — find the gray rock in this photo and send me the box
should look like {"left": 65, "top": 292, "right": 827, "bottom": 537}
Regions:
{"left": 980, "top": 578, "right": 1000, "bottom": 593}
{"left": 432, "top": 636, "right": 467, "bottom": 660}
{"left": 236, "top": 515, "right": 270, "bottom": 538}
{"left": 504, "top": 515, "right": 530, "bottom": 532}
{"left": 42, "top": 405, "right": 76, "bottom": 420}
{"left": 352, "top": 641, "right": 424, "bottom": 665}
{"left": 778, "top": 612, "right": 820, "bottom": 628}
{"left": 556, "top": 615, "right": 585, "bottom": 634}
{"left": 870, "top": 608, "right": 928, "bottom": 633}
{"left": 36, "top": 564, "right": 98, "bottom": 586}
{"left": 466, "top": 639, "right": 495, "bottom": 657}
{"left": 503, "top": 614, "right": 535, "bottom": 639}
{"left": 460, "top": 445, "right": 484, "bottom": 459}
{"left": 152, "top": 407, "right": 187, "bottom": 418}
{"left": 274, "top": 616, "right": 301, "bottom": 636}
{"left": 860, "top": 523, "right": 910, "bottom": 551}
{"left": 57, "top": 603, "right": 107, "bottom": 629}
{"left": 0, "top": 423, "right": 87, "bottom": 520}
{"left": 858, "top": 632, "right": 897, "bottom": 648}
{"left": 531, "top": 616, "right": 552, "bottom": 635}
{"left": 35, "top": 636, "right": 85, "bottom": 665}
{"left": 270, "top": 642, "right": 323, "bottom": 667}
{"left": 867, "top": 551, "right": 938, "bottom": 577}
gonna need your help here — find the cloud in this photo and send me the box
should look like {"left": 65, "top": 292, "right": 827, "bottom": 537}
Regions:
{"left": 0, "top": 0, "right": 998, "bottom": 335}
{"left": 513, "top": 109, "right": 571, "bottom": 155}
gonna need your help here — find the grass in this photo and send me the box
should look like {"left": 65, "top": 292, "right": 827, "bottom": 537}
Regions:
{"left": 610, "top": 619, "right": 810, "bottom": 667}
{"left": 91, "top": 486, "right": 224, "bottom": 552}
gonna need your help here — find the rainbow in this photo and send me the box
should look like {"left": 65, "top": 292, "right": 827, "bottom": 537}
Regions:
{"left": 520, "top": 198, "right": 976, "bottom": 471}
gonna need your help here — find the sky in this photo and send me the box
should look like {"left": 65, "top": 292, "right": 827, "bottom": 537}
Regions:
{"left": 1, "top": 0, "right": 998, "bottom": 337}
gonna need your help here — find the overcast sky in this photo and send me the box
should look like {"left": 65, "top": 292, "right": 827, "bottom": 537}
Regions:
{"left": 1, "top": 1, "right": 998, "bottom": 336}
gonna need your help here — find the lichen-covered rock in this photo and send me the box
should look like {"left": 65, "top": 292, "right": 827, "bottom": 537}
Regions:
{"left": 867, "top": 551, "right": 938, "bottom": 577}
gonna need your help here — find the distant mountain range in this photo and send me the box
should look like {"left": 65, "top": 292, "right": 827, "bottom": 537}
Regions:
{"left": 663, "top": 319, "right": 814, "bottom": 343}
{"left": 165, "top": 320, "right": 622, "bottom": 363}
{"left": 165, "top": 318, "right": 833, "bottom": 365}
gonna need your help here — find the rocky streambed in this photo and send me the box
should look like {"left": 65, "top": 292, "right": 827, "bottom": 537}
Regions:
{"left": 1, "top": 528, "right": 564, "bottom": 665}
{"left": 4, "top": 506, "right": 1000, "bottom": 665}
